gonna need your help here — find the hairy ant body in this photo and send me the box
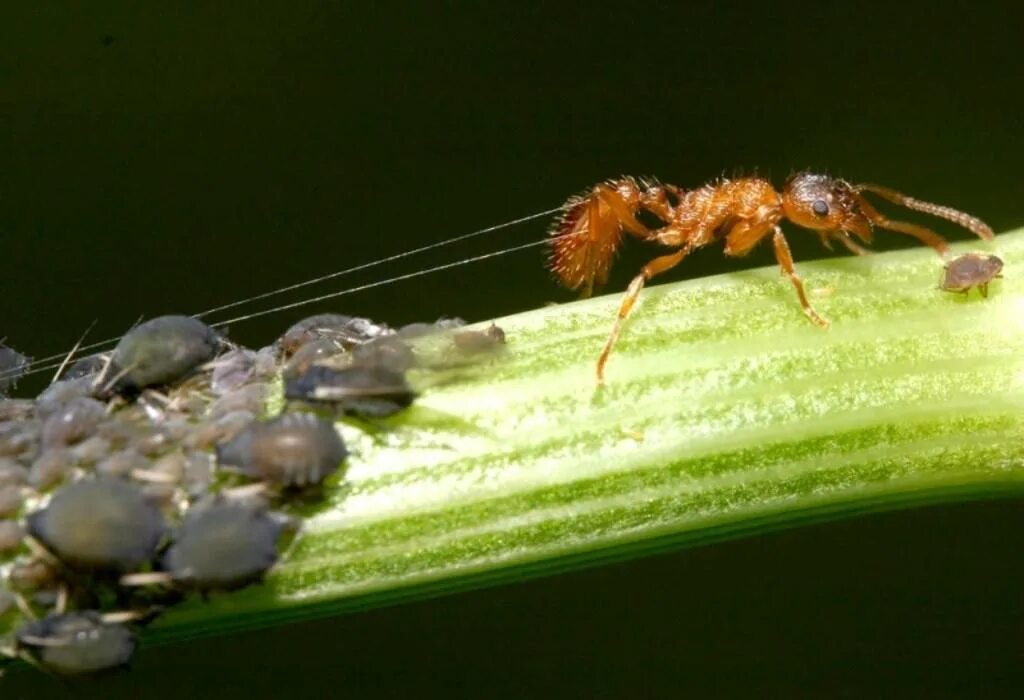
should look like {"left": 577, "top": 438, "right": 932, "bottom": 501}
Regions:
{"left": 547, "top": 172, "right": 994, "bottom": 381}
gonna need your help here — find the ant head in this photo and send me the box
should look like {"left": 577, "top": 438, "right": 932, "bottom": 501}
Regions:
{"left": 781, "top": 172, "right": 872, "bottom": 240}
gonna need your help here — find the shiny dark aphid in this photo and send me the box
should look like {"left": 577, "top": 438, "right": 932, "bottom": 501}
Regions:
{"left": 28, "top": 478, "right": 166, "bottom": 571}
{"left": 284, "top": 364, "right": 416, "bottom": 418}
{"left": 162, "top": 499, "right": 285, "bottom": 590}
{"left": 110, "top": 315, "right": 223, "bottom": 393}
{"left": 940, "top": 252, "right": 1004, "bottom": 298}
{"left": 15, "top": 611, "right": 136, "bottom": 675}
{"left": 279, "top": 313, "right": 393, "bottom": 355}
{"left": 216, "top": 412, "right": 348, "bottom": 487}
{"left": 0, "top": 343, "right": 30, "bottom": 396}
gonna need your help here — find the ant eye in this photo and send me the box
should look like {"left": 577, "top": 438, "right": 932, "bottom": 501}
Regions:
{"left": 811, "top": 199, "right": 830, "bottom": 217}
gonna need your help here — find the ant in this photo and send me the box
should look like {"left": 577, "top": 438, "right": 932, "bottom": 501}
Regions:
{"left": 547, "top": 171, "right": 994, "bottom": 382}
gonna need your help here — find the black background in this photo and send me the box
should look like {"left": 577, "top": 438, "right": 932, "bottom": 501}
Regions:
{"left": 2, "top": 2, "right": 1023, "bottom": 697}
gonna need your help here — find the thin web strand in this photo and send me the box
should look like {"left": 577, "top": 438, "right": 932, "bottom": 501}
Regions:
{"left": 2, "top": 206, "right": 560, "bottom": 381}
{"left": 4, "top": 232, "right": 563, "bottom": 382}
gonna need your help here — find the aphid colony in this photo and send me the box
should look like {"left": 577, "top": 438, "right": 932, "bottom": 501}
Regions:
{"left": 548, "top": 172, "right": 995, "bottom": 381}
{"left": 0, "top": 311, "right": 506, "bottom": 676}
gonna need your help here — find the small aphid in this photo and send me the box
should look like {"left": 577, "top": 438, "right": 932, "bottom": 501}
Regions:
{"left": 28, "top": 448, "right": 75, "bottom": 491}
{"left": 160, "top": 499, "right": 286, "bottom": 591}
{"left": 0, "top": 399, "right": 35, "bottom": 422}
{"left": 96, "top": 448, "right": 151, "bottom": 480}
{"left": 186, "top": 410, "right": 256, "bottom": 450}
{"left": 7, "top": 557, "right": 60, "bottom": 592}
{"left": 60, "top": 354, "right": 107, "bottom": 381}
{"left": 28, "top": 478, "right": 166, "bottom": 572}
{"left": 215, "top": 412, "right": 348, "bottom": 488}
{"left": 0, "top": 520, "right": 25, "bottom": 553}
{"left": 452, "top": 323, "right": 507, "bottom": 354}
{"left": 109, "top": 315, "right": 223, "bottom": 394}
{"left": 207, "top": 348, "right": 257, "bottom": 396}
{"left": 350, "top": 335, "right": 418, "bottom": 373}
{"left": 940, "top": 252, "right": 1004, "bottom": 298}
{"left": 0, "top": 484, "right": 23, "bottom": 518}
{"left": 0, "top": 344, "right": 30, "bottom": 396}
{"left": 397, "top": 316, "right": 467, "bottom": 339}
{"left": 282, "top": 338, "right": 346, "bottom": 379}
{"left": 40, "top": 396, "right": 107, "bottom": 449}
{"left": 279, "top": 313, "right": 393, "bottom": 356}
{"left": 0, "top": 458, "right": 28, "bottom": 487}
{"left": 14, "top": 611, "right": 136, "bottom": 675}
{"left": 548, "top": 172, "right": 994, "bottom": 381}
{"left": 208, "top": 382, "right": 271, "bottom": 418}
{"left": 35, "top": 377, "right": 100, "bottom": 420}
{"left": 284, "top": 364, "right": 416, "bottom": 418}
{"left": 0, "top": 419, "right": 40, "bottom": 461}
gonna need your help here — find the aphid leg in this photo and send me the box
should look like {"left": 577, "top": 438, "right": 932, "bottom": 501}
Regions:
{"left": 772, "top": 226, "right": 830, "bottom": 328}
{"left": 596, "top": 246, "right": 692, "bottom": 383}
{"left": 119, "top": 571, "right": 174, "bottom": 587}
{"left": 979, "top": 282, "right": 989, "bottom": 298}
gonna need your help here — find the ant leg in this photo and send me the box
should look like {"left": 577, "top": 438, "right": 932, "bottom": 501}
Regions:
{"left": 839, "top": 235, "right": 872, "bottom": 256}
{"left": 852, "top": 194, "right": 951, "bottom": 257}
{"left": 772, "top": 226, "right": 830, "bottom": 328}
{"left": 596, "top": 247, "right": 691, "bottom": 382}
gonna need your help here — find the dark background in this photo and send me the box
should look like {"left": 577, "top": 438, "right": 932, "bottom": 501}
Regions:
{"left": 2, "top": 2, "right": 1024, "bottom": 696}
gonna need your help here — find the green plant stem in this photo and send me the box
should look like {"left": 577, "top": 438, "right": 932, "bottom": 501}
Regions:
{"left": 143, "top": 229, "right": 1024, "bottom": 644}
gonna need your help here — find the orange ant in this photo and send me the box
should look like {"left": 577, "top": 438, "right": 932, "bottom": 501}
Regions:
{"left": 547, "top": 171, "right": 994, "bottom": 382}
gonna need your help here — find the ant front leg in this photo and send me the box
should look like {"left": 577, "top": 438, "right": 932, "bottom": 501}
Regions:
{"left": 596, "top": 244, "right": 692, "bottom": 383}
{"left": 772, "top": 226, "right": 830, "bottom": 329}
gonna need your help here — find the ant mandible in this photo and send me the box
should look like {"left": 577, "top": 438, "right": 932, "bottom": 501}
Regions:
{"left": 547, "top": 171, "right": 994, "bottom": 382}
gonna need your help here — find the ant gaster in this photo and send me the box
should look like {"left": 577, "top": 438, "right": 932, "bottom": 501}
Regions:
{"left": 547, "top": 172, "right": 994, "bottom": 382}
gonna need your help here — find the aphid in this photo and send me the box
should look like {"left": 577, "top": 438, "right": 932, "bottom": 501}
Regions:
{"left": 0, "top": 520, "right": 25, "bottom": 553}
{"left": 136, "top": 499, "right": 287, "bottom": 591}
{"left": 548, "top": 172, "right": 994, "bottom": 380}
{"left": 13, "top": 611, "right": 136, "bottom": 675}
{"left": 0, "top": 399, "right": 35, "bottom": 422}
{"left": 284, "top": 364, "right": 416, "bottom": 417}
{"left": 35, "top": 377, "right": 100, "bottom": 420}
{"left": 0, "top": 419, "right": 40, "bottom": 461}
{"left": 0, "top": 458, "right": 28, "bottom": 487}
{"left": 452, "top": 322, "right": 507, "bottom": 354}
{"left": 186, "top": 409, "right": 256, "bottom": 450}
{"left": 0, "top": 484, "right": 23, "bottom": 518}
{"left": 940, "top": 252, "right": 1004, "bottom": 298}
{"left": 397, "top": 316, "right": 467, "bottom": 339}
{"left": 207, "top": 348, "right": 254, "bottom": 395}
{"left": 40, "top": 396, "right": 107, "bottom": 449}
{"left": 282, "top": 338, "right": 346, "bottom": 378}
{"left": 350, "top": 335, "right": 418, "bottom": 373}
{"left": 27, "top": 478, "right": 166, "bottom": 572}
{"left": 0, "top": 343, "right": 30, "bottom": 396}
{"left": 208, "top": 382, "right": 271, "bottom": 418}
{"left": 28, "top": 448, "right": 75, "bottom": 491}
{"left": 279, "top": 313, "right": 393, "bottom": 356}
{"left": 59, "top": 354, "right": 107, "bottom": 381}
{"left": 108, "top": 315, "right": 223, "bottom": 394}
{"left": 215, "top": 412, "right": 348, "bottom": 488}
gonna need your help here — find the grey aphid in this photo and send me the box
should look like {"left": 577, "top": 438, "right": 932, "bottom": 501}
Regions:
{"left": 110, "top": 315, "right": 223, "bottom": 393}
{"left": 284, "top": 364, "right": 416, "bottom": 418}
{"left": 40, "top": 396, "right": 107, "bottom": 448}
{"left": 15, "top": 611, "right": 136, "bottom": 675}
{"left": 0, "top": 343, "right": 30, "bottom": 396}
{"left": 162, "top": 499, "right": 286, "bottom": 590}
{"left": 216, "top": 412, "right": 348, "bottom": 487}
{"left": 28, "top": 478, "right": 166, "bottom": 571}
{"left": 279, "top": 313, "right": 392, "bottom": 355}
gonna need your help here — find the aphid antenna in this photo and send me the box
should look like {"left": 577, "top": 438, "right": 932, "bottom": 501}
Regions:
{"left": 22, "top": 536, "right": 62, "bottom": 570}
{"left": 0, "top": 208, "right": 566, "bottom": 385}
{"left": 49, "top": 320, "right": 97, "bottom": 386}
{"left": 101, "top": 361, "right": 140, "bottom": 395}
{"left": 13, "top": 591, "right": 37, "bottom": 621}
{"left": 91, "top": 352, "right": 116, "bottom": 392}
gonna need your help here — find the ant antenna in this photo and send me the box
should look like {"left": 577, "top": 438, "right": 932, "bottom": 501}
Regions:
{"left": 856, "top": 184, "right": 994, "bottom": 240}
